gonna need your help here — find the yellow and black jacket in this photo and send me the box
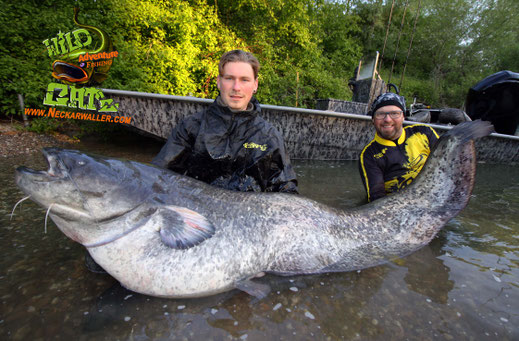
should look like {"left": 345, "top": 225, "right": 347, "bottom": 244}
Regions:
{"left": 359, "top": 124, "right": 439, "bottom": 202}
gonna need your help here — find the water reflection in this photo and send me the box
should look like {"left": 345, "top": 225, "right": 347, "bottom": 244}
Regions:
{"left": 1, "top": 134, "right": 518, "bottom": 340}
{"left": 398, "top": 233, "right": 454, "bottom": 304}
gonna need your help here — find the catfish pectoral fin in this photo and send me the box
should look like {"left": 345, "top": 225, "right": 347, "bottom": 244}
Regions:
{"left": 158, "top": 205, "right": 215, "bottom": 250}
{"left": 235, "top": 279, "right": 271, "bottom": 300}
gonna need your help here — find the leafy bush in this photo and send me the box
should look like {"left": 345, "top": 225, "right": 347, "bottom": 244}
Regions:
{"left": 25, "top": 118, "right": 63, "bottom": 134}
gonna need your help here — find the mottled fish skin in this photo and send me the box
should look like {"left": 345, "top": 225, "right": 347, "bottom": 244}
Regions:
{"left": 14, "top": 121, "right": 493, "bottom": 298}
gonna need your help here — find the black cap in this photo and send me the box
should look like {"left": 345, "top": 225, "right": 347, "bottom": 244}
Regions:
{"left": 370, "top": 92, "right": 406, "bottom": 117}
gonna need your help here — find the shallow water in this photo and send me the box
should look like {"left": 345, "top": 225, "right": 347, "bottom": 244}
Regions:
{"left": 1, "top": 134, "right": 518, "bottom": 340}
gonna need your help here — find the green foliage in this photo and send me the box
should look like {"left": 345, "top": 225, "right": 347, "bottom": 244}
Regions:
{"left": 497, "top": 45, "right": 519, "bottom": 72}
{"left": 25, "top": 117, "right": 63, "bottom": 134}
{"left": 0, "top": 0, "right": 243, "bottom": 119}
{"left": 351, "top": 0, "right": 518, "bottom": 108}
{"left": 212, "top": 0, "right": 362, "bottom": 107}
{"left": 101, "top": 0, "right": 244, "bottom": 97}
{"left": 468, "top": 0, "right": 519, "bottom": 73}
{"left": 1, "top": 0, "right": 517, "bottom": 119}
{"left": 0, "top": 0, "right": 71, "bottom": 115}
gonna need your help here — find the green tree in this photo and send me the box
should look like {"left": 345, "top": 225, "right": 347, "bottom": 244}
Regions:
{"left": 0, "top": 0, "right": 73, "bottom": 114}
{"left": 467, "top": 0, "right": 519, "bottom": 72}
{"left": 211, "top": 0, "right": 362, "bottom": 107}
{"left": 103, "top": 0, "right": 245, "bottom": 97}
{"left": 350, "top": 0, "right": 515, "bottom": 108}
{"left": 0, "top": 0, "right": 245, "bottom": 117}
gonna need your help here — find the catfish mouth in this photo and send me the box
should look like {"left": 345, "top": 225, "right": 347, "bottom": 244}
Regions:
{"left": 51, "top": 60, "right": 89, "bottom": 83}
{"left": 15, "top": 148, "right": 69, "bottom": 185}
{"left": 14, "top": 148, "right": 93, "bottom": 223}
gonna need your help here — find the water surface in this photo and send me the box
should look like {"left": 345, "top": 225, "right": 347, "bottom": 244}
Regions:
{"left": 1, "top": 134, "right": 518, "bottom": 340}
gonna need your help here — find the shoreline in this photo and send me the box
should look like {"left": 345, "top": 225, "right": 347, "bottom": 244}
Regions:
{"left": 0, "top": 121, "right": 78, "bottom": 158}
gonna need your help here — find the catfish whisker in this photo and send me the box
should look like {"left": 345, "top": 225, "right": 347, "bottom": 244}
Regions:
{"left": 45, "top": 203, "right": 55, "bottom": 234}
{"left": 10, "top": 196, "right": 31, "bottom": 220}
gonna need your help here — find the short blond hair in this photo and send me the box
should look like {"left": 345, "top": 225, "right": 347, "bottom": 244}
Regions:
{"left": 219, "top": 50, "right": 260, "bottom": 79}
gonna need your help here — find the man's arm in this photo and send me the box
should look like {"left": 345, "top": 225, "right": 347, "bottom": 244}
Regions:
{"left": 151, "top": 116, "right": 199, "bottom": 172}
{"left": 264, "top": 130, "right": 299, "bottom": 194}
{"left": 269, "top": 164, "right": 299, "bottom": 194}
{"left": 359, "top": 150, "right": 386, "bottom": 202}
{"left": 426, "top": 126, "right": 439, "bottom": 148}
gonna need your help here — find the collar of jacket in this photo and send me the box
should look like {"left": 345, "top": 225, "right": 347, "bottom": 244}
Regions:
{"left": 213, "top": 96, "right": 261, "bottom": 117}
{"left": 203, "top": 97, "right": 262, "bottom": 159}
{"left": 374, "top": 128, "right": 407, "bottom": 146}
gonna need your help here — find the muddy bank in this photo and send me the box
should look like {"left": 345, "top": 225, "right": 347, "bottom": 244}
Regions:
{"left": 0, "top": 121, "right": 78, "bottom": 158}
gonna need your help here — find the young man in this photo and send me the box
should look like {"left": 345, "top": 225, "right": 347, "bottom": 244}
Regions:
{"left": 359, "top": 92, "right": 439, "bottom": 202}
{"left": 152, "top": 49, "right": 298, "bottom": 193}
{"left": 85, "top": 50, "right": 298, "bottom": 274}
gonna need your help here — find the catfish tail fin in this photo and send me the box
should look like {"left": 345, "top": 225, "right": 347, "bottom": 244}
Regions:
{"left": 441, "top": 120, "right": 494, "bottom": 144}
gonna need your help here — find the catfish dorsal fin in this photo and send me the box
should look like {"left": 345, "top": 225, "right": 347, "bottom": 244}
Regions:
{"left": 157, "top": 205, "right": 215, "bottom": 250}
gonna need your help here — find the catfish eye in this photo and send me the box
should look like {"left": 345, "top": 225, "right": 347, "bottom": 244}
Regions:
{"left": 78, "top": 161, "right": 85, "bottom": 166}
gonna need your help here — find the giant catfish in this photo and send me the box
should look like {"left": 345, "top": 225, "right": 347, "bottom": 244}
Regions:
{"left": 14, "top": 121, "right": 493, "bottom": 298}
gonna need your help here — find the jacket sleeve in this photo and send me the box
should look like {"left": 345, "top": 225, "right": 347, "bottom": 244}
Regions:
{"left": 359, "top": 151, "right": 386, "bottom": 202}
{"left": 265, "top": 131, "right": 299, "bottom": 194}
{"left": 151, "top": 115, "right": 199, "bottom": 172}
{"left": 426, "top": 126, "right": 439, "bottom": 148}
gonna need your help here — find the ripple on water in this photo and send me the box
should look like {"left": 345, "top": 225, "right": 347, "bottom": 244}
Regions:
{"left": 1, "top": 145, "right": 518, "bottom": 340}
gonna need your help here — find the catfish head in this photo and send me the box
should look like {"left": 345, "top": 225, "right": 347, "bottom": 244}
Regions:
{"left": 14, "top": 148, "right": 168, "bottom": 246}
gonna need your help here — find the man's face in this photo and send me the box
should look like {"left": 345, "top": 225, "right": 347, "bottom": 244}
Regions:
{"left": 373, "top": 105, "right": 404, "bottom": 140}
{"left": 217, "top": 62, "right": 258, "bottom": 111}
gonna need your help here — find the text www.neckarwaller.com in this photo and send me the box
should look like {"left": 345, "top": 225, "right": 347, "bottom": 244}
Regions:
{"left": 24, "top": 107, "right": 132, "bottom": 124}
